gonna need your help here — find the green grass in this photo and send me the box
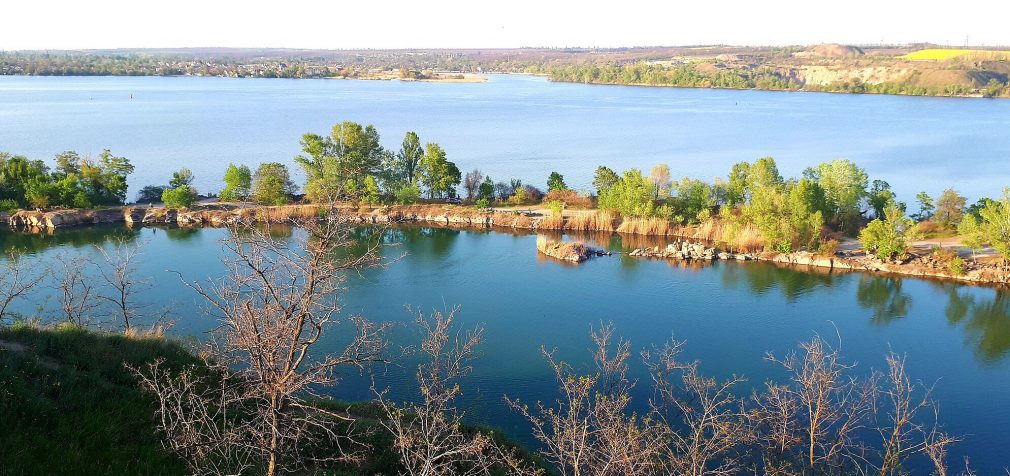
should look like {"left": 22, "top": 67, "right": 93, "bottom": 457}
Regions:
{"left": 0, "top": 324, "right": 550, "bottom": 475}
{"left": 0, "top": 323, "right": 199, "bottom": 476}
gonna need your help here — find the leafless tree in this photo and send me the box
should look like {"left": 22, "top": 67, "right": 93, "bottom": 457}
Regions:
{"left": 152, "top": 208, "right": 388, "bottom": 475}
{"left": 375, "top": 307, "right": 539, "bottom": 476}
{"left": 759, "top": 335, "right": 877, "bottom": 473}
{"left": 132, "top": 358, "right": 259, "bottom": 475}
{"left": 0, "top": 249, "right": 48, "bottom": 323}
{"left": 95, "top": 238, "right": 150, "bottom": 331}
{"left": 507, "top": 323, "right": 664, "bottom": 476}
{"left": 52, "top": 252, "right": 97, "bottom": 326}
{"left": 463, "top": 169, "right": 483, "bottom": 201}
{"left": 643, "top": 336, "right": 751, "bottom": 476}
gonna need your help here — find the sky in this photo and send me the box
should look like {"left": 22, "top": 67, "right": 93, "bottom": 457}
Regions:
{"left": 3, "top": 0, "right": 1008, "bottom": 50}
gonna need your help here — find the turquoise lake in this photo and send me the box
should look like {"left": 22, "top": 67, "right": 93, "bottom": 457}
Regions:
{"left": 2, "top": 225, "right": 1008, "bottom": 472}
{"left": 2, "top": 75, "right": 1010, "bottom": 472}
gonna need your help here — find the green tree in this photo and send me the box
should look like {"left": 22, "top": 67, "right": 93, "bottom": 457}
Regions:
{"left": 868, "top": 180, "right": 895, "bottom": 219}
{"left": 395, "top": 182, "right": 421, "bottom": 204}
{"left": 934, "top": 188, "right": 967, "bottom": 228}
{"left": 859, "top": 204, "right": 915, "bottom": 261}
{"left": 592, "top": 166, "right": 619, "bottom": 196}
{"left": 598, "top": 169, "right": 657, "bottom": 217}
{"left": 957, "top": 214, "right": 985, "bottom": 261}
{"left": 749, "top": 157, "right": 783, "bottom": 190}
{"left": 726, "top": 161, "right": 751, "bottom": 206}
{"left": 962, "top": 190, "right": 1010, "bottom": 261}
{"left": 136, "top": 185, "right": 167, "bottom": 204}
{"left": 161, "top": 185, "right": 197, "bottom": 209}
{"left": 477, "top": 177, "right": 495, "bottom": 203}
{"left": 220, "top": 163, "right": 252, "bottom": 202}
{"left": 915, "top": 192, "right": 934, "bottom": 221}
{"left": 670, "top": 177, "right": 715, "bottom": 223}
{"left": 169, "top": 168, "right": 194, "bottom": 188}
{"left": 396, "top": 131, "right": 424, "bottom": 184}
{"left": 547, "top": 171, "right": 567, "bottom": 192}
{"left": 295, "top": 121, "right": 385, "bottom": 201}
{"left": 418, "top": 143, "right": 460, "bottom": 199}
{"left": 252, "top": 162, "right": 296, "bottom": 205}
{"left": 805, "top": 159, "right": 868, "bottom": 232}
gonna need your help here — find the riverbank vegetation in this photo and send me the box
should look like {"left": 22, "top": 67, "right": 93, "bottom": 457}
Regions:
{"left": 5, "top": 119, "right": 1010, "bottom": 266}
{"left": 0, "top": 211, "right": 978, "bottom": 474}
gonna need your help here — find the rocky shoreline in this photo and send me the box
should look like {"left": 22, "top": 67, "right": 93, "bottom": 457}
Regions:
{"left": 7, "top": 204, "right": 1009, "bottom": 286}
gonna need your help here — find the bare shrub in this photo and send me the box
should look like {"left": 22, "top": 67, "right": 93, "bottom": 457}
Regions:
{"left": 507, "top": 323, "right": 664, "bottom": 476}
{"left": 137, "top": 207, "right": 387, "bottom": 475}
{"left": 376, "top": 307, "right": 539, "bottom": 476}
{"left": 0, "top": 249, "right": 48, "bottom": 323}
{"left": 95, "top": 238, "right": 152, "bottom": 331}
{"left": 643, "top": 336, "right": 751, "bottom": 475}
{"left": 52, "top": 252, "right": 97, "bottom": 325}
{"left": 757, "top": 336, "right": 877, "bottom": 473}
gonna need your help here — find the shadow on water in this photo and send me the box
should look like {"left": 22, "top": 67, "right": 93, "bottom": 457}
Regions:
{"left": 1, "top": 225, "right": 142, "bottom": 255}
{"left": 857, "top": 276, "right": 912, "bottom": 324}
{"left": 935, "top": 282, "right": 1010, "bottom": 363}
{"left": 720, "top": 261, "right": 839, "bottom": 302}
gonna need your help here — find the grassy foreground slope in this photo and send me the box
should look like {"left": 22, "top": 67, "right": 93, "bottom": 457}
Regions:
{"left": 0, "top": 324, "right": 195, "bottom": 475}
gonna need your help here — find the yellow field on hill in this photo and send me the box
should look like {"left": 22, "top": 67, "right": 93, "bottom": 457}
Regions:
{"left": 903, "top": 48, "right": 1010, "bottom": 61}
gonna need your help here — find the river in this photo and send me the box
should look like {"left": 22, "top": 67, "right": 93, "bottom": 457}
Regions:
{"left": 2, "top": 224, "right": 1008, "bottom": 472}
{"left": 2, "top": 74, "right": 1010, "bottom": 203}
{"left": 2, "top": 74, "right": 1010, "bottom": 472}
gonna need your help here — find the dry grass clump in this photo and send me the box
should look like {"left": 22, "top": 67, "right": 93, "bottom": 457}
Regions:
{"left": 536, "top": 236, "right": 590, "bottom": 262}
{"left": 566, "top": 210, "right": 618, "bottom": 232}
{"left": 718, "top": 221, "right": 764, "bottom": 253}
{"left": 538, "top": 214, "right": 566, "bottom": 230}
{"left": 543, "top": 189, "right": 595, "bottom": 209}
{"left": 616, "top": 217, "right": 673, "bottom": 236}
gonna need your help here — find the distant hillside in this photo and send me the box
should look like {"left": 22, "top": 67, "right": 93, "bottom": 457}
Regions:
{"left": 1, "top": 44, "right": 1008, "bottom": 98}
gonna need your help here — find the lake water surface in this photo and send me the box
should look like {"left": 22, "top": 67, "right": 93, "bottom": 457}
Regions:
{"left": 3, "top": 225, "right": 1009, "bottom": 473}
{"left": 2, "top": 74, "right": 1010, "bottom": 203}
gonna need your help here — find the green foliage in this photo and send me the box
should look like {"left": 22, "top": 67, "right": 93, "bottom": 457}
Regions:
{"left": 475, "top": 198, "right": 490, "bottom": 210}
{"left": 219, "top": 163, "right": 252, "bottom": 201}
{"left": 394, "top": 182, "right": 421, "bottom": 204}
{"left": 547, "top": 171, "right": 567, "bottom": 192}
{"left": 868, "top": 180, "right": 895, "bottom": 219}
{"left": 960, "top": 190, "right": 1010, "bottom": 261}
{"left": 251, "top": 162, "right": 296, "bottom": 205}
{"left": 0, "top": 324, "right": 200, "bottom": 475}
{"left": 418, "top": 143, "right": 461, "bottom": 199}
{"left": 477, "top": 177, "right": 495, "bottom": 203}
{"left": 161, "top": 186, "right": 197, "bottom": 209}
{"left": 548, "top": 200, "right": 564, "bottom": 217}
{"left": 670, "top": 177, "right": 716, "bottom": 224}
{"left": 396, "top": 131, "right": 424, "bottom": 185}
{"left": 740, "top": 177, "right": 825, "bottom": 251}
{"left": 0, "top": 149, "right": 133, "bottom": 209}
{"left": 592, "top": 166, "right": 619, "bottom": 195}
{"left": 0, "top": 198, "right": 18, "bottom": 213}
{"left": 915, "top": 191, "right": 935, "bottom": 221}
{"left": 135, "top": 185, "right": 167, "bottom": 204}
{"left": 295, "top": 121, "right": 386, "bottom": 202}
{"left": 859, "top": 204, "right": 914, "bottom": 260}
{"left": 949, "top": 256, "right": 967, "bottom": 276}
{"left": 934, "top": 188, "right": 967, "bottom": 228}
{"left": 726, "top": 161, "right": 751, "bottom": 206}
{"left": 168, "top": 168, "right": 194, "bottom": 188}
{"left": 804, "top": 159, "right": 868, "bottom": 232}
{"left": 361, "top": 175, "right": 381, "bottom": 204}
{"left": 597, "top": 169, "right": 658, "bottom": 218}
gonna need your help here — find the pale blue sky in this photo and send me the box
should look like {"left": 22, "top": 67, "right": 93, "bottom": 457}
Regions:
{"left": 3, "top": 0, "right": 1008, "bottom": 50}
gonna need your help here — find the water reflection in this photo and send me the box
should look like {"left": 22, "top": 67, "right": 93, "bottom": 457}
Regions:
{"left": 1, "top": 225, "right": 142, "bottom": 255}
{"left": 720, "top": 261, "right": 838, "bottom": 302}
{"left": 936, "top": 283, "right": 1010, "bottom": 363}
{"left": 856, "top": 277, "right": 912, "bottom": 324}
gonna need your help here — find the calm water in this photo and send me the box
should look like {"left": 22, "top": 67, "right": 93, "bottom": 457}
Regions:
{"left": 2, "top": 75, "right": 1010, "bottom": 202}
{"left": 3, "top": 225, "right": 1009, "bottom": 472}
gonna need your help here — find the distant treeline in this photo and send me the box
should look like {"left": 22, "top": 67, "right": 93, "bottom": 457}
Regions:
{"left": 547, "top": 63, "right": 1009, "bottom": 98}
